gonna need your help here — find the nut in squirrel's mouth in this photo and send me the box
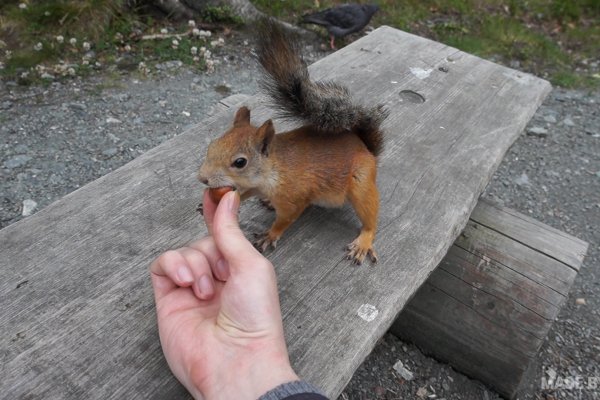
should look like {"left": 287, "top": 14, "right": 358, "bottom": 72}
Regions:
{"left": 207, "top": 186, "right": 235, "bottom": 203}
{"left": 209, "top": 185, "right": 236, "bottom": 190}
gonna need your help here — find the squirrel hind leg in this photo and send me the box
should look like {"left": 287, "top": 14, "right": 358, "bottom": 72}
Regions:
{"left": 346, "top": 155, "right": 379, "bottom": 265}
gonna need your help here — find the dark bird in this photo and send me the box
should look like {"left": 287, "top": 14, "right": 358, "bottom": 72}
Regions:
{"left": 301, "top": 3, "right": 379, "bottom": 49}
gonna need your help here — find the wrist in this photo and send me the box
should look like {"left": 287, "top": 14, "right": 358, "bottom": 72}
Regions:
{"left": 259, "top": 380, "right": 327, "bottom": 400}
{"left": 191, "top": 341, "right": 299, "bottom": 400}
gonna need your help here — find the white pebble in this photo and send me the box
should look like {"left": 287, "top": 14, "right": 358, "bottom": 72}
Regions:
{"left": 82, "top": 42, "right": 91, "bottom": 51}
{"left": 22, "top": 199, "right": 37, "bottom": 217}
{"left": 56, "top": 35, "right": 64, "bottom": 44}
{"left": 188, "top": 20, "right": 196, "bottom": 28}
{"left": 69, "top": 38, "right": 77, "bottom": 46}
{"left": 33, "top": 42, "right": 43, "bottom": 51}
{"left": 393, "top": 360, "right": 414, "bottom": 381}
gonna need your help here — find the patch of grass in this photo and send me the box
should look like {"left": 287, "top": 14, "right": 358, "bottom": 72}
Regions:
{"left": 0, "top": 0, "right": 222, "bottom": 83}
{"left": 201, "top": 6, "right": 244, "bottom": 25}
{"left": 251, "top": 0, "right": 600, "bottom": 88}
{"left": 551, "top": 70, "right": 600, "bottom": 89}
{"left": 251, "top": 0, "right": 317, "bottom": 19}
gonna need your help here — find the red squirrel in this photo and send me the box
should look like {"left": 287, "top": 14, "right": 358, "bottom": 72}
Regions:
{"left": 198, "top": 19, "right": 388, "bottom": 264}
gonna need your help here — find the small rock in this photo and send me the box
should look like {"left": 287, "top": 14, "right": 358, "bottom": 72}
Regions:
{"left": 416, "top": 387, "right": 428, "bottom": 398}
{"left": 373, "top": 386, "right": 386, "bottom": 396}
{"left": 0, "top": 101, "right": 13, "bottom": 110}
{"left": 576, "top": 298, "right": 586, "bottom": 305}
{"left": 442, "top": 381, "right": 450, "bottom": 391}
{"left": 585, "top": 128, "right": 598, "bottom": 136}
{"left": 514, "top": 173, "right": 530, "bottom": 186}
{"left": 543, "top": 114, "right": 557, "bottom": 123}
{"left": 562, "top": 117, "right": 576, "bottom": 127}
{"left": 393, "top": 360, "right": 414, "bottom": 381}
{"left": 155, "top": 60, "right": 183, "bottom": 71}
{"left": 22, "top": 199, "right": 37, "bottom": 217}
{"left": 102, "top": 147, "right": 118, "bottom": 157}
{"left": 67, "top": 102, "right": 86, "bottom": 111}
{"left": 527, "top": 126, "right": 548, "bottom": 137}
{"left": 4, "top": 155, "right": 32, "bottom": 169}
{"left": 106, "top": 117, "right": 121, "bottom": 124}
{"left": 14, "top": 144, "right": 29, "bottom": 153}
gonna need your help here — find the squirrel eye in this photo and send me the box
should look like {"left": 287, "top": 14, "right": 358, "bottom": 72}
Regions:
{"left": 232, "top": 157, "right": 247, "bottom": 169}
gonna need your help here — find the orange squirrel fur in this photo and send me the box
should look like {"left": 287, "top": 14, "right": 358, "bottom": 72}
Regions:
{"left": 198, "top": 19, "right": 388, "bottom": 264}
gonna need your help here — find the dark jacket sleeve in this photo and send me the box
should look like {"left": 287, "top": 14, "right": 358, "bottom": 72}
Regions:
{"left": 258, "top": 381, "right": 329, "bottom": 400}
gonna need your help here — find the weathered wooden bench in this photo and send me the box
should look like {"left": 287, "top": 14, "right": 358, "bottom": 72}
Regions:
{"left": 392, "top": 199, "right": 587, "bottom": 399}
{"left": 0, "top": 26, "right": 572, "bottom": 399}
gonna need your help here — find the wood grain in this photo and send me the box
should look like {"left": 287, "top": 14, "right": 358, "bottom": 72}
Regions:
{"left": 0, "top": 26, "right": 551, "bottom": 399}
{"left": 392, "top": 200, "right": 587, "bottom": 399}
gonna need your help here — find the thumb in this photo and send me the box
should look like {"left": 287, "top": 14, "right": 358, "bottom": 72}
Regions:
{"left": 212, "top": 191, "right": 262, "bottom": 265}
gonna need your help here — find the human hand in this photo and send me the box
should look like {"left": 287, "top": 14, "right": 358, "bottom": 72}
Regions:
{"left": 150, "top": 190, "right": 298, "bottom": 399}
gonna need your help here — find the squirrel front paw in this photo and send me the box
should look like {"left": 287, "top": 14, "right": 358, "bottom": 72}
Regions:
{"left": 259, "top": 198, "right": 275, "bottom": 211}
{"left": 346, "top": 237, "right": 378, "bottom": 265}
{"left": 253, "top": 232, "right": 279, "bottom": 253}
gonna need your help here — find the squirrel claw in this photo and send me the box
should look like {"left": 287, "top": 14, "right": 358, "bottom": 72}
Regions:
{"left": 254, "top": 233, "right": 278, "bottom": 253}
{"left": 259, "top": 198, "right": 275, "bottom": 211}
{"left": 196, "top": 202, "right": 204, "bottom": 216}
{"left": 346, "top": 241, "right": 378, "bottom": 265}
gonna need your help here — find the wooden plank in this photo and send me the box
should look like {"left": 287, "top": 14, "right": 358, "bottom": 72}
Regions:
{"left": 397, "top": 301, "right": 530, "bottom": 397}
{"left": 215, "top": 93, "right": 250, "bottom": 113}
{"left": 392, "top": 200, "right": 586, "bottom": 399}
{"left": 0, "top": 26, "right": 551, "bottom": 399}
{"left": 469, "top": 201, "right": 588, "bottom": 270}
{"left": 455, "top": 220, "right": 577, "bottom": 298}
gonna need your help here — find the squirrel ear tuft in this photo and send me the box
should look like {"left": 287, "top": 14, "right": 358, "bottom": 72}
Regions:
{"left": 233, "top": 107, "right": 251, "bottom": 126}
{"left": 257, "top": 119, "right": 275, "bottom": 156}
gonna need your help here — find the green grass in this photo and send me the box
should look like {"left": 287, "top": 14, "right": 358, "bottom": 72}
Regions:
{"left": 0, "top": 0, "right": 234, "bottom": 83}
{"left": 1, "top": 0, "right": 599, "bottom": 88}
{"left": 252, "top": 0, "right": 600, "bottom": 88}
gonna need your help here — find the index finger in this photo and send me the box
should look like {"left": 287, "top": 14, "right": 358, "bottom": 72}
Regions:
{"left": 150, "top": 250, "right": 188, "bottom": 301}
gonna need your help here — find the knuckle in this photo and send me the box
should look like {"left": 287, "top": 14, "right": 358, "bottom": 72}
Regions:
{"left": 157, "top": 250, "right": 180, "bottom": 266}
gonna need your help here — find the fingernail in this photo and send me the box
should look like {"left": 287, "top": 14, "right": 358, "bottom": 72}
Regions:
{"left": 225, "top": 191, "right": 240, "bottom": 213}
{"left": 177, "top": 266, "right": 194, "bottom": 284}
{"left": 216, "top": 259, "right": 230, "bottom": 281}
{"left": 198, "top": 275, "right": 214, "bottom": 297}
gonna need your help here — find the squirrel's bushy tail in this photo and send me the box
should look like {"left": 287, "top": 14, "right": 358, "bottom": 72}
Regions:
{"left": 256, "top": 19, "right": 388, "bottom": 156}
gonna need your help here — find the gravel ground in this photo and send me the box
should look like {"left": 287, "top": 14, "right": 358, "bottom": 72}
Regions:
{"left": 1, "top": 32, "right": 598, "bottom": 400}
